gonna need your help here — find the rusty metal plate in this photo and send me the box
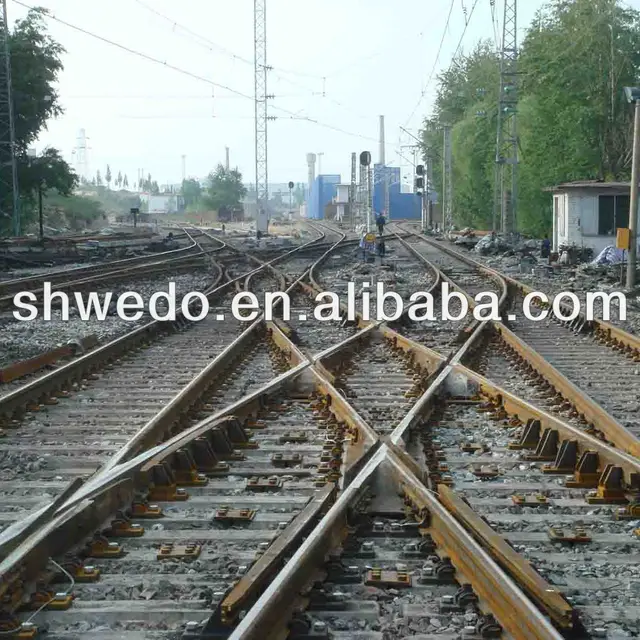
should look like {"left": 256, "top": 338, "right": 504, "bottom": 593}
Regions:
{"left": 548, "top": 528, "right": 591, "bottom": 544}
{"left": 246, "top": 477, "right": 284, "bottom": 492}
{"left": 157, "top": 543, "right": 201, "bottom": 560}
{"left": 364, "top": 569, "right": 411, "bottom": 588}
{"left": 271, "top": 453, "right": 303, "bottom": 467}
{"left": 214, "top": 508, "right": 256, "bottom": 523}
{"left": 511, "top": 494, "right": 549, "bottom": 507}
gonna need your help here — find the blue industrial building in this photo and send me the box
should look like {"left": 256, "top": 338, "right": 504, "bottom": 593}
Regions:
{"left": 308, "top": 174, "right": 340, "bottom": 220}
{"left": 373, "top": 164, "right": 422, "bottom": 221}
{"left": 306, "top": 166, "right": 433, "bottom": 221}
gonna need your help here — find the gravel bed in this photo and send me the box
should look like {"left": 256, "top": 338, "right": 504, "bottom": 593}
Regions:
{"left": 459, "top": 244, "right": 640, "bottom": 335}
{"left": 0, "top": 270, "right": 216, "bottom": 368}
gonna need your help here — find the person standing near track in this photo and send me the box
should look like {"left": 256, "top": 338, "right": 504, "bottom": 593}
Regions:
{"left": 376, "top": 214, "right": 386, "bottom": 236}
{"left": 359, "top": 233, "right": 367, "bottom": 261}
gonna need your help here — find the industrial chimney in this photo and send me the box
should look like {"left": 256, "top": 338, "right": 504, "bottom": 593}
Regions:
{"left": 306, "top": 153, "right": 316, "bottom": 200}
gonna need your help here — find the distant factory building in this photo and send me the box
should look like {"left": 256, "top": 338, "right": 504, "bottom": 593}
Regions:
{"left": 373, "top": 164, "right": 422, "bottom": 221}
{"left": 308, "top": 174, "right": 340, "bottom": 220}
{"left": 140, "top": 193, "right": 184, "bottom": 214}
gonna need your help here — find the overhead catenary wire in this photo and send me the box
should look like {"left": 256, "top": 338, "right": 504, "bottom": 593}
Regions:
{"left": 403, "top": 0, "right": 481, "bottom": 128}
{"left": 132, "top": 0, "right": 325, "bottom": 82}
{"left": 131, "top": 0, "right": 376, "bottom": 122}
{"left": 10, "top": 0, "right": 380, "bottom": 144}
{"left": 403, "top": 0, "right": 456, "bottom": 126}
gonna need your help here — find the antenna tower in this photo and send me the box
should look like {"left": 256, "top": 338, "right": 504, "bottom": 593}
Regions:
{"left": 254, "top": 0, "right": 270, "bottom": 233}
{"left": 494, "top": 0, "right": 518, "bottom": 233}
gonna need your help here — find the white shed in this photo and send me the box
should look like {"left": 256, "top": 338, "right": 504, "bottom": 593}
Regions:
{"left": 548, "top": 180, "right": 639, "bottom": 255}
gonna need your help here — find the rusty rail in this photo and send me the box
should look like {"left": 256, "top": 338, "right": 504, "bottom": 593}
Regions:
{"left": 230, "top": 443, "right": 562, "bottom": 640}
{"left": 438, "top": 484, "right": 576, "bottom": 631}
{"left": 0, "top": 227, "right": 202, "bottom": 297}
{"left": 228, "top": 447, "right": 386, "bottom": 640}
{"left": 219, "top": 484, "right": 337, "bottom": 624}
{"left": 386, "top": 446, "right": 563, "bottom": 640}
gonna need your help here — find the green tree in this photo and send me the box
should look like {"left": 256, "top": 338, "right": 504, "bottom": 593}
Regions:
{"left": 150, "top": 180, "right": 159, "bottom": 195}
{"left": 22, "top": 148, "right": 76, "bottom": 196}
{"left": 105, "top": 164, "right": 112, "bottom": 189}
{"left": 43, "top": 191, "right": 105, "bottom": 231}
{"left": 123, "top": 174, "right": 129, "bottom": 189}
{"left": 96, "top": 169, "right": 103, "bottom": 186}
{"left": 419, "top": 0, "right": 640, "bottom": 235}
{"left": 420, "top": 42, "right": 499, "bottom": 229}
{"left": 516, "top": 0, "right": 640, "bottom": 233}
{"left": 182, "top": 178, "right": 202, "bottom": 208}
{"left": 203, "top": 164, "right": 247, "bottom": 213}
{"left": 116, "top": 170, "right": 122, "bottom": 188}
{"left": 0, "top": 8, "right": 76, "bottom": 235}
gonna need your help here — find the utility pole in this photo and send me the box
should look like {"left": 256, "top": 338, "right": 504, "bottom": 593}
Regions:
{"left": 379, "top": 115, "right": 389, "bottom": 221}
{"left": 442, "top": 125, "right": 452, "bottom": 229}
{"left": 359, "top": 151, "right": 372, "bottom": 233}
{"left": 254, "top": 0, "right": 270, "bottom": 236}
{"left": 181, "top": 155, "right": 186, "bottom": 182}
{"left": 495, "top": 0, "right": 519, "bottom": 234}
{"left": 358, "top": 155, "right": 366, "bottom": 229}
{"left": 627, "top": 97, "right": 640, "bottom": 290}
{"left": 426, "top": 152, "right": 433, "bottom": 228}
{"left": 349, "top": 152, "right": 356, "bottom": 230}
{"left": 225, "top": 146, "right": 230, "bottom": 171}
{"left": 0, "top": 0, "right": 20, "bottom": 236}
{"left": 367, "top": 165, "right": 373, "bottom": 233}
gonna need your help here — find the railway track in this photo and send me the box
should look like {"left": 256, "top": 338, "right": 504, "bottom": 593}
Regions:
{"left": 0, "top": 231, "right": 200, "bottom": 301}
{"left": 0, "top": 232, "right": 373, "bottom": 638}
{"left": 414, "top": 397, "right": 640, "bottom": 639}
{"left": 0, "top": 226, "right": 320, "bottom": 390}
{"left": 0, "top": 226, "right": 332, "bottom": 525}
{"left": 394, "top": 226, "right": 640, "bottom": 456}
{"left": 2, "top": 219, "right": 640, "bottom": 640}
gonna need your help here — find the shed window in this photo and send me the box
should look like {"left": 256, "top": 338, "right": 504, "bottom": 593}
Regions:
{"left": 598, "top": 195, "right": 630, "bottom": 235}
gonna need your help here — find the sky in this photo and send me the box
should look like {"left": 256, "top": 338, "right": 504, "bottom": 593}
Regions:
{"left": 8, "top": 0, "right": 640, "bottom": 189}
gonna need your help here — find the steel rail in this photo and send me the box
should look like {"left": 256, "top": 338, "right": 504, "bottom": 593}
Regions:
{"left": 395, "top": 225, "right": 640, "bottom": 457}
{"left": 0, "top": 225, "right": 324, "bottom": 420}
{"left": 230, "top": 223, "right": 639, "bottom": 640}
{"left": 385, "top": 446, "right": 564, "bottom": 640}
{"left": 0, "top": 227, "right": 326, "bottom": 548}
{"left": 494, "top": 322, "right": 640, "bottom": 457}
{"left": 0, "top": 223, "right": 343, "bottom": 620}
{"left": 0, "top": 228, "right": 202, "bottom": 296}
{"left": 0, "top": 357, "right": 313, "bottom": 597}
{"left": 451, "top": 362, "right": 640, "bottom": 482}
{"left": 0, "top": 252, "right": 216, "bottom": 310}
{"left": 397, "top": 222, "right": 640, "bottom": 358}
{"left": 228, "top": 445, "right": 386, "bottom": 640}
{"left": 230, "top": 441, "right": 563, "bottom": 640}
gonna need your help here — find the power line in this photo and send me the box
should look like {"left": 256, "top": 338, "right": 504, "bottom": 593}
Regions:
{"left": 10, "top": 0, "right": 379, "bottom": 143}
{"left": 403, "top": 0, "right": 480, "bottom": 127}
{"left": 132, "top": 0, "right": 325, "bottom": 81}
{"left": 450, "top": 0, "right": 480, "bottom": 60}
{"left": 131, "top": 0, "right": 375, "bottom": 121}
{"left": 403, "top": 0, "right": 455, "bottom": 126}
